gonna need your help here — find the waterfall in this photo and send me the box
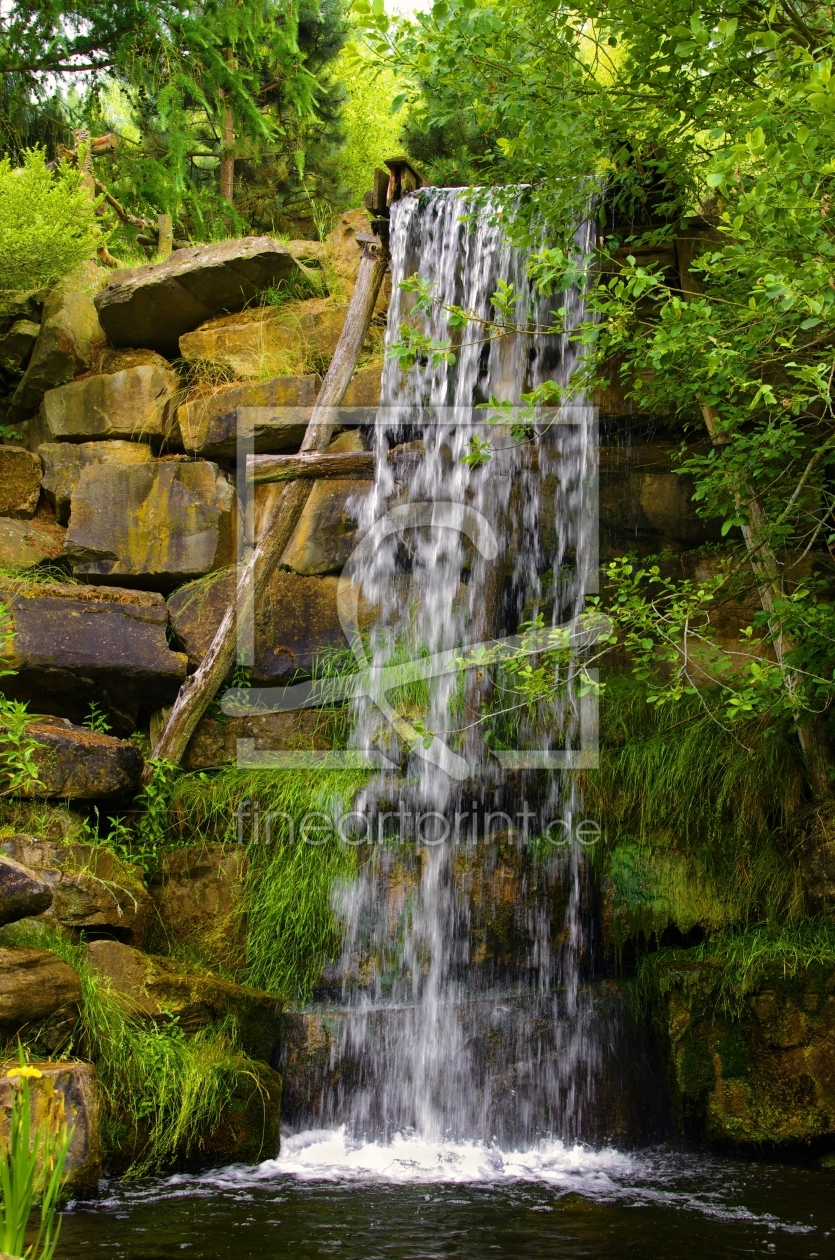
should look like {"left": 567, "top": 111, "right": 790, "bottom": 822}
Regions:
{"left": 287, "top": 188, "right": 619, "bottom": 1149}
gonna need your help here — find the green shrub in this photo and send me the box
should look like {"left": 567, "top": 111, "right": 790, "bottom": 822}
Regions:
{"left": 0, "top": 148, "right": 101, "bottom": 295}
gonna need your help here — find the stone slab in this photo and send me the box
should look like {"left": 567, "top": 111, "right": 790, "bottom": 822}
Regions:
{"left": 25, "top": 718, "right": 144, "bottom": 799}
{"left": 63, "top": 459, "right": 236, "bottom": 585}
{"left": 9, "top": 262, "right": 106, "bottom": 421}
{"left": 37, "top": 364, "right": 180, "bottom": 444}
{"left": 0, "top": 946, "right": 81, "bottom": 1038}
{"left": 0, "top": 517, "right": 64, "bottom": 568}
{"left": 176, "top": 374, "right": 317, "bottom": 458}
{"left": 95, "top": 237, "right": 302, "bottom": 353}
{"left": 38, "top": 439, "right": 155, "bottom": 526}
{"left": 0, "top": 583, "right": 187, "bottom": 730}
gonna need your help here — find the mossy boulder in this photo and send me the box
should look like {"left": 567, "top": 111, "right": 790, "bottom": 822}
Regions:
{"left": 0, "top": 446, "right": 41, "bottom": 517}
{"left": 86, "top": 940, "right": 283, "bottom": 1064}
{"left": 38, "top": 438, "right": 155, "bottom": 525}
{"left": 178, "top": 300, "right": 348, "bottom": 379}
{"left": 181, "top": 710, "right": 343, "bottom": 771}
{"left": 95, "top": 237, "right": 302, "bottom": 354}
{"left": 175, "top": 374, "right": 315, "bottom": 459}
{"left": 1, "top": 835, "right": 153, "bottom": 947}
{"left": 0, "top": 517, "right": 64, "bottom": 568}
{"left": 168, "top": 568, "right": 372, "bottom": 683}
{"left": 24, "top": 718, "right": 144, "bottom": 799}
{"left": 149, "top": 843, "right": 248, "bottom": 976}
{"left": 0, "top": 1059, "right": 102, "bottom": 1196}
{"left": 0, "top": 946, "right": 81, "bottom": 1051}
{"left": 647, "top": 952, "right": 835, "bottom": 1144}
{"left": 63, "top": 459, "right": 236, "bottom": 586}
{"left": 0, "top": 854, "right": 52, "bottom": 925}
{"left": 8, "top": 262, "right": 106, "bottom": 422}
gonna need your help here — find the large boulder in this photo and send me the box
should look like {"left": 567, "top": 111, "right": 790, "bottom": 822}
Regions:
{"left": 176, "top": 375, "right": 315, "bottom": 459}
{"left": 8, "top": 263, "right": 106, "bottom": 421}
{"left": 0, "top": 1060, "right": 102, "bottom": 1195}
{"left": 0, "top": 583, "right": 187, "bottom": 730}
{"left": 281, "top": 430, "right": 371, "bottom": 576}
{"left": 38, "top": 439, "right": 155, "bottom": 526}
{"left": 63, "top": 459, "right": 236, "bottom": 586}
{"left": 95, "top": 238, "right": 302, "bottom": 354}
{"left": 25, "top": 718, "right": 144, "bottom": 799}
{"left": 0, "top": 854, "right": 52, "bottom": 926}
{"left": 0, "top": 517, "right": 64, "bottom": 568}
{"left": 168, "top": 568, "right": 372, "bottom": 683}
{"left": 0, "top": 446, "right": 42, "bottom": 517}
{"left": 148, "top": 844, "right": 248, "bottom": 975}
{"left": 0, "top": 319, "right": 40, "bottom": 372}
{"left": 34, "top": 362, "right": 180, "bottom": 446}
{"left": 326, "top": 209, "right": 390, "bottom": 312}
{"left": 1, "top": 836, "right": 152, "bottom": 946}
{"left": 178, "top": 299, "right": 349, "bottom": 379}
{"left": 86, "top": 940, "right": 283, "bottom": 1062}
{"left": 0, "top": 946, "right": 81, "bottom": 1049}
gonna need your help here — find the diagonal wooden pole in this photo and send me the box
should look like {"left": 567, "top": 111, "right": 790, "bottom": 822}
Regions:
{"left": 148, "top": 237, "right": 389, "bottom": 772}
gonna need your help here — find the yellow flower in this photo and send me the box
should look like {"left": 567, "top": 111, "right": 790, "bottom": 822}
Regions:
{"left": 6, "top": 1066, "right": 42, "bottom": 1080}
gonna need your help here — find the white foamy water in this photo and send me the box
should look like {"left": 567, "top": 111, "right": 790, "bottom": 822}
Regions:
{"left": 260, "top": 1127, "right": 634, "bottom": 1187}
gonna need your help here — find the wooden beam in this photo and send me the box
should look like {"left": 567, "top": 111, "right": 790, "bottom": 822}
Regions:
{"left": 248, "top": 451, "right": 375, "bottom": 484}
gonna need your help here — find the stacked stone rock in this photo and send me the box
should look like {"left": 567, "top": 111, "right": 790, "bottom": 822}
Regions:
{"left": 0, "top": 212, "right": 379, "bottom": 1180}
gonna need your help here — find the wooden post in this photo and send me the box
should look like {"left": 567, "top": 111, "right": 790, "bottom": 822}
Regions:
{"left": 148, "top": 237, "right": 389, "bottom": 771}
{"left": 157, "top": 214, "right": 173, "bottom": 258}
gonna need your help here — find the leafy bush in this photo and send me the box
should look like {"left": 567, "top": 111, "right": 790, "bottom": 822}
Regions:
{"left": 0, "top": 148, "right": 101, "bottom": 295}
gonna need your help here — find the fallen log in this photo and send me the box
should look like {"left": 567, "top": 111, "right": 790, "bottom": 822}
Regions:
{"left": 148, "top": 236, "right": 389, "bottom": 770}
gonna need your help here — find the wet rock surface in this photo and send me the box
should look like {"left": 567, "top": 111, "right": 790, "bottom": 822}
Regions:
{"left": 281, "top": 431, "right": 371, "bottom": 576}
{"left": 24, "top": 718, "right": 144, "bottom": 798}
{"left": 95, "top": 238, "right": 302, "bottom": 353}
{"left": 0, "top": 1060, "right": 102, "bottom": 1195}
{"left": 0, "top": 854, "right": 52, "bottom": 926}
{"left": 63, "top": 459, "right": 236, "bottom": 585}
{"left": 0, "top": 583, "right": 187, "bottom": 730}
{"left": 650, "top": 956, "right": 835, "bottom": 1143}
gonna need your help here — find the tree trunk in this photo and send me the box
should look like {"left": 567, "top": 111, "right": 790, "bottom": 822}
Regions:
{"left": 677, "top": 232, "right": 833, "bottom": 798}
{"left": 219, "top": 49, "right": 235, "bottom": 205}
{"left": 148, "top": 239, "right": 389, "bottom": 771}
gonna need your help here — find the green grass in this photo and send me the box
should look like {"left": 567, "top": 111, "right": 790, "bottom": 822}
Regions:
{"left": 582, "top": 675, "right": 808, "bottom": 928}
{"left": 636, "top": 920, "right": 835, "bottom": 1016}
{"left": 0, "top": 922, "right": 252, "bottom": 1176}
{"left": 164, "top": 766, "right": 368, "bottom": 1001}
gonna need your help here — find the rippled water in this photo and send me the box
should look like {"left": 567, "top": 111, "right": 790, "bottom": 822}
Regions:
{"left": 56, "top": 1131, "right": 835, "bottom": 1259}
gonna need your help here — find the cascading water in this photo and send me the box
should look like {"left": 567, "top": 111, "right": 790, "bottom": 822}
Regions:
{"left": 282, "top": 188, "right": 651, "bottom": 1155}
